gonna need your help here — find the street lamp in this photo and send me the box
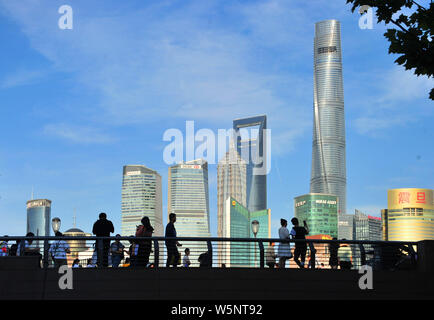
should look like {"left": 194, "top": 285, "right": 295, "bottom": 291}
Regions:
{"left": 52, "top": 217, "right": 61, "bottom": 234}
{"left": 251, "top": 220, "right": 260, "bottom": 267}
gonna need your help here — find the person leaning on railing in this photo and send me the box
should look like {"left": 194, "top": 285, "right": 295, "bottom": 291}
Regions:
{"left": 0, "top": 236, "right": 9, "bottom": 257}
{"left": 49, "top": 231, "right": 71, "bottom": 268}
{"left": 17, "top": 232, "right": 40, "bottom": 257}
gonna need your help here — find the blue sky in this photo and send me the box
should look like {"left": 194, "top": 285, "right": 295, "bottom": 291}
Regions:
{"left": 0, "top": 0, "right": 432, "bottom": 237}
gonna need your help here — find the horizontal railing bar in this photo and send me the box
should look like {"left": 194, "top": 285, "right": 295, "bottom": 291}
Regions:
{"left": 0, "top": 236, "right": 419, "bottom": 246}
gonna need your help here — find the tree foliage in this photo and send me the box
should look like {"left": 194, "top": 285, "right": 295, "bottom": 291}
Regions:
{"left": 346, "top": 0, "right": 434, "bottom": 100}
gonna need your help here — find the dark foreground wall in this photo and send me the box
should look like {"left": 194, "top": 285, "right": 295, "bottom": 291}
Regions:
{"left": 1, "top": 257, "right": 433, "bottom": 300}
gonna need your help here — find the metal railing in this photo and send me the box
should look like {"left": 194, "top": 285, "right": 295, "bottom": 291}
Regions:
{"left": 0, "top": 236, "right": 418, "bottom": 271}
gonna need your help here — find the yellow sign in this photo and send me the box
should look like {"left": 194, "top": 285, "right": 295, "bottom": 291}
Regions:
{"left": 388, "top": 188, "right": 433, "bottom": 210}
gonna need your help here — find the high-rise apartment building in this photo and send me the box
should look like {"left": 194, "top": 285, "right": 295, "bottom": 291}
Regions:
{"left": 168, "top": 159, "right": 211, "bottom": 264}
{"left": 121, "top": 165, "right": 163, "bottom": 237}
{"left": 310, "top": 20, "right": 347, "bottom": 216}
{"left": 338, "top": 213, "right": 354, "bottom": 240}
{"left": 233, "top": 115, "right": 267, "bottom": 213}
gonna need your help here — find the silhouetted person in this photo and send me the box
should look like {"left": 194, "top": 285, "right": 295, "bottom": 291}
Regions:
{"left": 308, "top": 241, "right": 317, "bottom": 269}
{"left": 92, "top": 212, "right": 114, "bottom": 267}
{"left": 266, "top": 242, "right": 277, "bottom": 268}
{"left": 290, "top": 218, "right": 309, "bottom": 269}
{"left": 0, "top": 236, "right": 9, "bottom": 257}
{"left": 17, "top": 232, "right": 40, "bottom": 256}
{"left": 49, "top": 231, "right": 70, "bottom": 268}
{"left": 165, "top": 213, "right": 181, "bottom": 267}
{"left": 183, "top": 248, "right": 191, "bottom": 267}
{"left": 110, "top": 234, "right": 126, "bottom": 268}
{"left": 135, "top": 216, "right": 154, "bottom": 267}
{"left": 329, "top": 237, "right": 339, "bottom": 270}
{"left": 198, "top": 250, "right": 212, "bottom": 268}
{"left": 277, "top": 219, "right": 292, "bottom": 268}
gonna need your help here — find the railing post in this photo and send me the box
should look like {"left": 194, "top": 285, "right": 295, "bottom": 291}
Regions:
{"left": 153, "top": 239, "right": 159, "bottom": 268}
{"left": 43, "top": 239, "right": 49, "bottom": 268}
{"left": 258, "top": 241, "right": 264, "bottom": 268}
{"left": 359, "top": 243, "right": 366, "bottom": 267}
{"left": 97, "top": 239, "right": 103, "bottom": 267}
{"left": 207, "top": 240, "right": 213, "bottom": 267}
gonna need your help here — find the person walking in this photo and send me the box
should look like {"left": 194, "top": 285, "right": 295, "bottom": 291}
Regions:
{"left": 329, "top": 237, "right": 339, "bottom": 270}
{"left": 277, "top": 219, "right": 292, "bottom": 268}
{"left": 290, "top": 218, "right": 309, "bottom": 269}
{"left": 49, "top": 231, "right": 71, "bottom": 268}
{"left": 92, "top": 212, "right": 114, "bottom": 267}
{"left": 165, "top": 213, "right": 181, "bottom": 267}
{"left": 265, "top": 242, "right": 277, "bottom": 268}
{"left": 135, "top": 216, "right": 154, "bottom": 267}
{"left": 338, "top": 240, "right": 353, "bottom": 270}
{"left": 110, "top": 234, "right": 126, "bottom": 268}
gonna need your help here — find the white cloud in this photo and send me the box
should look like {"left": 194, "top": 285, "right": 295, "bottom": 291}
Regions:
{"left": 43, "top": 123, "right": 115, "bottom": 144}
{"left": 0, "top": 69, "right": 48, "bottom": 88}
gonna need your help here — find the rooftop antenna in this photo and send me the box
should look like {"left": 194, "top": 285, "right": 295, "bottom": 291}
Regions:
{"left": 73, "top": 208, "right": 77, "bottom": 228}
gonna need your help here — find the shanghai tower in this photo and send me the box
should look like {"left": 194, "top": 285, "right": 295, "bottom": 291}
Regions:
{"left": 310, "top": 20, "right": 347, "bottom": 215}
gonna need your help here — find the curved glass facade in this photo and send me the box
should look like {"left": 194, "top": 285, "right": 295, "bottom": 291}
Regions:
{"left": 27, "top": 199, "right": 51, "bottom": 249}
{"left": 383, "top": 188, "right": 434, "bottom": 241}
{"left": 310, "top": 20, "right": 347, "bottom": 215}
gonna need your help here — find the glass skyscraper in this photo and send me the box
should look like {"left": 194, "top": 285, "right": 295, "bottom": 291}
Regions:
{"left": 121, "top": 165, "right": 163, "bottom": 237}
{"left": 168, "top": 159, "right": 210, "bottom": 265}
{"left": 220, "top": 197, "right": 270, "bottom": 267}
{"left": 27, "top": 199, "right": 51, "bottom": 249}
{"left": 353, "top": 209, "right": 382, "bottom": 241}
{"left": 233, "top": 115, "right": 267, "bottom": 213}
{"left": 217, "top": 145, "right": 247, "bottom": 239}
{"left": 310, "top": 20, "right": 347, "bottom": 216}
{"left": 294, "top": 193, "right": 338, "bottom": 238}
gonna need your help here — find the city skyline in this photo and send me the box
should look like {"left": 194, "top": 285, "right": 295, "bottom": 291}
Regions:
{"left": 0, "top": 1, "right": 433, "bottom": 238}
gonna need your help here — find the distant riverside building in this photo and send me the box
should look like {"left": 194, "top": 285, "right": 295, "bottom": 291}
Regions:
{"left": 121, "top": 165, "right": 163, "bottom": 237}
{"left": 382, "top": 188, "right": 434, "bottom": 241}
{"left": 338, "top": 213, "right": 354, "bottom": 240}
{"left": 294, "top": 193, "right": 338, "bottom": 238}
{"left": 220, "top": 197, "right": 270, "bottom": 267}
{"left": 27, "top": 199, "right": 51, "bottom": 248}
{"left": 353, "top": 209, "right": 382, "bottom": 241}
{"left": 233, "top": 115, "right": 267, "bottom": 213}
{"left": 168, "top": 159, "right": 210, "bottom": 265}
{"left": 310, "top": 20, "right": 347, "bottom": 216}
{"left": 64, "top": 227, "right": 92, "bottom": 266}
{"left": 217, "top": 146, "right": 247, "bottom": 240}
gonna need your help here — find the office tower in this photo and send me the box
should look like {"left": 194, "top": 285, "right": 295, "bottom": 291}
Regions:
{"left": 168, "top": 159, "right": 210, "bottom": 265}
{"left": 338, "top": 213, "right": 354, "bottom": 240}
{"left": 310, "top": 20, "right": 347, "bottom": 216}
{"left": 121, "top": 165, "right": 163, "bottom": 237}
{"left": 353, "top": 209, "right": 382, "bottom": 241}
{"left": 233, "top": 115, "right": 267, "bottom": 213}
{"left": 26, "top": 199, "right": 51, "bottom": 249}
{"left": 382, "top": 188, "right": 434, "bottom": 241}
{"left": 217, "top": 145, "right": 247, "bottom": 239}
{"left": 220, "top": 197, "right": 270, "bottom": 267}
{"left": 294, "top": 193, "right": 338, "bottom": 238}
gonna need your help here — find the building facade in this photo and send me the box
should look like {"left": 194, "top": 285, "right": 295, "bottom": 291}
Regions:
{"left": 233, "top": 115, "right": 267, "bottom": 213}
{"left": 353, "top": 209, "right": 382, "bottom": 241}
{"left": 220, "top": 197, "right": 271, "bottom": 267}
{"left": 338, "top": 213, "right": 354, "bottom": 240}
{"left": 168, "top": 159, "right": 211, "bottom": 264}
{"left": 217, "top": 146, "right": 247, "bottom": 239}
{"left": 121, "top": 165, "right": 163, "bottom": 237}
{"left": 26, "top": 199, "right": 51, "bottom": 249}
{"left": 382, "top": 188, "right": 434, "bottom": 241}
{"left": 294, "top": 193, "right": 338, "bottom": 238}
{"left": 310, "top": 20, "right": 347, "bottom": 216}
